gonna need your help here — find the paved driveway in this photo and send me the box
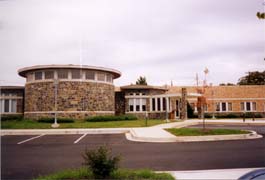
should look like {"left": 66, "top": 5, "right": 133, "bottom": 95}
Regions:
{"left": 1, "top": 125, "right": 265, "bottom": 179}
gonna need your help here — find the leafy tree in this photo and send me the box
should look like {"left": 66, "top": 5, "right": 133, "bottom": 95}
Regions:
{"left": 237, "top": 71, "right": 265, "bottom": 85}
{"left": 136, "top": 76, "right": 147, "bottom": 85}
{"left": 257, "top": 12, "right": 265, "bottom": 19}
{"left": 219, "top": 83, "right": 235, "bottom": 86}
{"left": 83, "top": 146, "right": 121, "bottom": 179}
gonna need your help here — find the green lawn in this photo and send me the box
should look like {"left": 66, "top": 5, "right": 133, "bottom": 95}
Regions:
{"left": 1, "top": 119, "right": 168, "bottom": 129}
{"left": 35, "top": 167, "right": 175, "bottom": 180}
{"left": 166, "top": 128, "right": 249, "bottom": 136}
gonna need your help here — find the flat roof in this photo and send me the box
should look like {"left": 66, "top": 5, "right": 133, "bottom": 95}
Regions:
{"left": 120, "top": 84, "right": 168, "bottom": 90}
{"left": 0, "top": 86, "right": 25, "bottom": 90}
{"left": 18, "top": 64, "right": 122, "bottom": 79}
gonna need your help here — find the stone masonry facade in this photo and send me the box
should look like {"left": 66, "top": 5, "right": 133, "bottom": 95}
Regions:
{"left": 24, "top": 81, "right": 115, "bottom": 119}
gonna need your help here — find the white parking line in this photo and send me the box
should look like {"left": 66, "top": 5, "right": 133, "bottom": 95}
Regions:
{"left": 17, "top": 134, "right": 45, "bottom": 145}
{"left": 74, "top": 133, "right": 88, "bottom": 144}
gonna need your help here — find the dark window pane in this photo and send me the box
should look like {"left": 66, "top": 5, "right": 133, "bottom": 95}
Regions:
{"left": 4, "top": 99, "right": 9, "bottom": 112}
{"left": 129, "top": 105, "right": 134, "bottom": 112}
{"left": 136, "top": 105, "right": 140, "bottom": 111}
{"left": 71, "top": 70, "right": 81, "bottom": 79}
{"left": 246, "top": 102, "right": 251, "bottom": 111}
{"left": 163, "top": 98, "right": 166, "bottom": 111}
{"left": 157, "top": 98, "right": 161, "bottom": 111}
{"left": 35, "top": 71, "right": 42, "bottom": 80}
{"left": 152, "top": 98, "right": 156, "bottom": 111}
{"left": 58, "top": 70, "right": 68, "bottom": 79}
{"left": 45, "top": 71, "right": 54, "bottom": 79}
{"left": 85, "top": 71, "right": 95, "bottom": 80}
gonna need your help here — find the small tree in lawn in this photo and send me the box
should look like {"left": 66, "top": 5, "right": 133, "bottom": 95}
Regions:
{"left": 136, "top": 76, "right": 147, "bottom": 85}
{"left": 83, "top": 146, "right": 121, "bottom": 179}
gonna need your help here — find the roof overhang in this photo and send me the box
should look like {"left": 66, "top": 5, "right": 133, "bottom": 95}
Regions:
{"left": 18, "top": 64, "right": 121, "bottom": 79}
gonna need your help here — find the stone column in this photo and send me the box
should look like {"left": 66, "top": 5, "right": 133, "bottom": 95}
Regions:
{"left": 181, "top": 88, "right": 188, "bottom": 120}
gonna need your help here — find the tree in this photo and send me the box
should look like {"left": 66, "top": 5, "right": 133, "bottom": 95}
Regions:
{"left": 136, "top": 76, "right": 147, "bottom": 85}
{"left": 257, "top": 12, "right": 265, "bottom": 19}
{"left": 237, "top": 71, "right": 265, "bottom": 85}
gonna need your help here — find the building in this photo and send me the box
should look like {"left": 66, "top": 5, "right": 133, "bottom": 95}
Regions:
{"left": 0, "top": 86, "right": 24, "bottom": 116}
{"left": 17, "top": 64, "right": 121, "bottom": 119}
{"left": 0, "top": 64, "right": 265, "bottom": 119}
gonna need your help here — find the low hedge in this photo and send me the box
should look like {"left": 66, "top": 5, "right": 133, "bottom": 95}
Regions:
{"left": 37, "top": 117, "right": 75, "bottom": 123}
{"left": 203, "top": 113, "right": 263, "bottom": 119}
{"left": 86, "top": 115, "right": 138, "bottom": 122}
{"left": 1, "top": 115, "right": 23, "bottom": 121}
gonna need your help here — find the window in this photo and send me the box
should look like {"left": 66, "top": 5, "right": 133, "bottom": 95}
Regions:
{"left": 58, "top": 70, "right": 68, "bottom": 79}
{"left": 71, "top": 70, "right": 81, "bottom": 79}
{"left": 45, "top": 71, "right": 54, "bottom": 79}
{"left": 157, "top": 98, "right": 161, "bottom": 111}
{"left": 4, "top": 99, "right": 9, "bottom": 112}
{"left": 135, "top": 99, "right": 140, "bottom": 111}
{"left": 221, "top": 102, "right": 226, "bottom": 111}
{"left": 106, "top": 74, "right": 113, "bottom": 82}
{"left": 35, "top": 71, "right": 42, "bottom": 80}
{"left": 162, "top": 98, "right": 166, "bottom": 111}
{"left": 11, "top": 99, "right": 17, "bottom": 112}
{"left": 241, "top": 102, "right": 256, "bottom": 112}
{"left": 142, "top": 99, "right": 146, "bottom": 111}
{"left": 85, "top": 71, "right": 95, "bottom": 80}
{"left": 152, "top": 98, "right": 156, "bottom": 111}
{"left": 27, "top": 73, "right": 34, "bottom": 82}
{"left": 246, "top": 102, "right": 251, "bottom": 111}
{"left": 129, "top": 99, "right": 134, "bottom": 112}
{"left": 97, "top": 73, "right": 105, "bottom": 81}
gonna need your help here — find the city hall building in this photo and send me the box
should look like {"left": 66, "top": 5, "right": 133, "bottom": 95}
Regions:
{"left": 1, "top": 64, "right": 265, "bottom": 120}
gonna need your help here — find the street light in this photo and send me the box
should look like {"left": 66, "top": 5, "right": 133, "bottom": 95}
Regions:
{"left": 52, "top": 78, "right": 59, "bottom": 128}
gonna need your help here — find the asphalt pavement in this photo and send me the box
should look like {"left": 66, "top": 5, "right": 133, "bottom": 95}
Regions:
{"left": 1, "top": 124, "right": 265, "bottom": 180}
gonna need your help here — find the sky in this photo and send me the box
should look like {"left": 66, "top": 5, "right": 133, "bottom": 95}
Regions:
{"left": 0, "top": 0, "right": 264, "bottom": 87}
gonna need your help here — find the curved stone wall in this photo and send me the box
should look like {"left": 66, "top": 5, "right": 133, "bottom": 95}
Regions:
{"left": 24, "top": 81, "right": 115, "bottom": 119}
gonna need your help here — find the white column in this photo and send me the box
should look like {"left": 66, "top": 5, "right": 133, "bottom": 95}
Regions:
{"left": 149, "top": 97, "right": 152, "bottom": 112}
{"left": 133, "top": 98, "right": 136, "bottom": 112}
{"left": 140, "top": 98, "right": 142, "bottom": 112}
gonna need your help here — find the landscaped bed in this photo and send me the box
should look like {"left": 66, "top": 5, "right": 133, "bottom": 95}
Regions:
{"left": 166, "top": 128, "right": 249, "bottom": 136}
{"left": 1, "top": 119, "right": 167, "bottom": 129}
{"left": 35, "top": 167, "right": 174, "bottom": 180}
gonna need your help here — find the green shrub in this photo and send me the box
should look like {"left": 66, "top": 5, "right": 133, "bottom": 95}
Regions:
{"left": 82, "top": 146, "right": 121, "bottom": 179}
{"left": 37, "top": 117, "right": 74, "bottom": 123}
{"left": 187, "top": 103, "right": 194, "bottom": 118}
{"left": 216, "top": 113, "right": 240, "bottom": 119}
{"left": 1, "top": 114, "right": 23, "bottom": 121}
{"left": 86, "top": 115, "right": 137, "bottom": 122}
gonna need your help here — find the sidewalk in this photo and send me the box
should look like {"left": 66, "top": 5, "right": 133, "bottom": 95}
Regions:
{"left": 165, "top": 167, "right": 265, "bottom": 179}
{"left": 126, "top": 119, "right": 265, "bottom": 142}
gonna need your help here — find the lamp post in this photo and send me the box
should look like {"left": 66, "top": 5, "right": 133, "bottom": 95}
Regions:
{"left": 52, "top": 78, "right": 59, "bottom": 128}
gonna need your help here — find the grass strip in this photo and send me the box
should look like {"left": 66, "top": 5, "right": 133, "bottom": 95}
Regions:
{"left": 35, "top": 167, "right": 175, "bottom": 180}
{"left": 1, "top": 119, "right": 167, "bottom": 129}
{"left": 166, "top": 128, "right": 249, "bottom": 136}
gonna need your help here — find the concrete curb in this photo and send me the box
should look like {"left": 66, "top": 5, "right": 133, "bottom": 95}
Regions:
{"left": 1, "top": 128, "right": 130, "bottom": 135}
{"left": 126, "top": 129, "right": 262, "bottom": 143}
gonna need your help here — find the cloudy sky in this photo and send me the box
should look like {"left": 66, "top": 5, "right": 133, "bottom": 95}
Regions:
{"left": 0, "top": 0, "right": 264, "bottom": 87}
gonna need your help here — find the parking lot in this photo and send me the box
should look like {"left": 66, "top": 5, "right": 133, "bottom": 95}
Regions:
{"left": 2, "top": 125, "right": 265, "bottom": 179}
